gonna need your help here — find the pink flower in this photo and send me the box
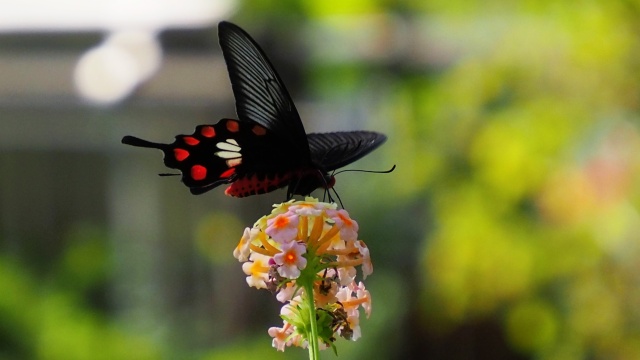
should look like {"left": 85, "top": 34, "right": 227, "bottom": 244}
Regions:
{"left": 289, "top": 202, "right": 324, "bottom": 216}
{"left": 274, "top": 241, "right": 307, "bottom": 279}
{"left": 326, "top": 209, "right": 359, "bottom": 242}
{"left": 234, "top": 198, "right": 374, "bottom": 352}
{"left": 355, "top": 240, "right": 373, "bottom": 278}
{"left": 336, "top": 258, "right": 357, "bottom": 285}
{"left": 266, "top": 212, "right": 299, "bottom": 243}
{"left": 338, "top": 314, "right": 361, "bottom": 341}
{"left": 336, "top": 285, "right": 356, "bottom": 311}
{"left": 355, "top": 282, "right": 372, "bottom": 319}
{"left": 268, "top": 324, "right": 293, "bottom": 351}
{"left": 276, "top": 282, "right": 299, "bottom": 303}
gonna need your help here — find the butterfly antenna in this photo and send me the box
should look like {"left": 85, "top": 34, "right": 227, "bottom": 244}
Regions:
{"left": 331, "top": 186, "right": 345, "bottom": 209}
{"left": 121, "top": 135, "right": 166, "bottom": 150}
{"left": 159, "top": 173, "right": 180, "bottom": 177}
{"left": 333, "top": 164, "right": 396, "bottom": 176}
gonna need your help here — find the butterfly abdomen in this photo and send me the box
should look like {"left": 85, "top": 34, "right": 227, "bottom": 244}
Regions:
{"left": 224, "top": 167, "right": 334, "bottom": 198}
{"left": 225, "top": 172, "right": 293, "bottom": 198}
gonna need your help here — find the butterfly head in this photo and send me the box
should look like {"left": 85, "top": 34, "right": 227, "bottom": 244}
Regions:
{"left": 323, "top": 173, "right": 336, "bottom": 190}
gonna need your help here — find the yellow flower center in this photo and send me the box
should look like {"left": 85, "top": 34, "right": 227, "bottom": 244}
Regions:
{"left": 249, "top": 260, "right": 269, "bottom": 275}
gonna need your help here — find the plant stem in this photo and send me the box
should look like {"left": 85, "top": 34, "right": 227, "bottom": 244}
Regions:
{"left": 304, "top": 281, "right": 320, "bottom": 360}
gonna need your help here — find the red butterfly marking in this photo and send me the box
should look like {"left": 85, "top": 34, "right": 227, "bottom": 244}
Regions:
{"left": 191, "top": 165, "right": 207, "bottom": 181}
{"left": 220, "top": 168, "right": 237, "bottom": 178}
{"left": 225, "top": 172, "right": 293, "bottom": 198}
{"left": 174, "top": 148, "right": 189, "bottom": 161}
{"left": 252, "top": 125, "right": 267, "bottom": 136}
{"left": 226, "top": 158, "right": 242, "bottom": 167}
{"left": 226, "top": 120, "right": 240, "bottom": 133}
{"left": 201, "top": 126, "right": 216, "bottom": 138}
{"left": 184, "top": 136, "right": 200, "bottom": 145}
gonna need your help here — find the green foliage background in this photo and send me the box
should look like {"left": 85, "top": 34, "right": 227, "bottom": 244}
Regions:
{"left": 2, "top": 0, "right": 640, "bottom": 359}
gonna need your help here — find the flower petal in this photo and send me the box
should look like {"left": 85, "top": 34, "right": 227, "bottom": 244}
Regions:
{"left": 266, "top": 212, "right": 300, "bottom": 243}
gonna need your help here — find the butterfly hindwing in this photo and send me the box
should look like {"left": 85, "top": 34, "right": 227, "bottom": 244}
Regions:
{"left": 281, "top": 131, "right": 387, "bottom": 198}
{"left": 123, "top": 118, "right": 287, "bottom": 194}
{"left": 169, "top": 118, "right": 312, "bottom": 195}
{"left": 307, "top": 131, "right": 387, "bottom": 171}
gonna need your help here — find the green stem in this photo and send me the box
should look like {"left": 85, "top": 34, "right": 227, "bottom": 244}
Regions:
{"left": 304, "top": 280, "right": 320, "bottom": 360}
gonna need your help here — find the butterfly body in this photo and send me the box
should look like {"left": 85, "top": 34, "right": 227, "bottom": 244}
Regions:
{"left": 122, "top": 21, "right": 387, "bottom": 199}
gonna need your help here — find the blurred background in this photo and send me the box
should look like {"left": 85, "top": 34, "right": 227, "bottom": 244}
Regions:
{"left": 2, "top": 0, "right": 640, "bottom": 359}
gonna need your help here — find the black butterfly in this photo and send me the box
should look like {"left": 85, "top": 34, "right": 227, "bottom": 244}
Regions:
{"left": 122, "top": 21, "right": 387, "bottom": 199}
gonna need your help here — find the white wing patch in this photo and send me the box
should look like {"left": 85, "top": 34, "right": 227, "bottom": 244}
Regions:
{"left": 215, "top": 139, "right": 242, "bottom": 160}
{"left": 216, "top": 140, "right": 241, "bottom": 152}
{"left": 216, "top": 151, "right": 242, "bottom": 159}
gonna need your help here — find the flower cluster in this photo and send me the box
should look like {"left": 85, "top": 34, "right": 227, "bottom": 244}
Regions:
{"left": 233, "top": 198, "right": 372, "bottom": 354}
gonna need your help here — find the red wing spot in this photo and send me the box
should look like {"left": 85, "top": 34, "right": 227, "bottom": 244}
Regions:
{"left": 226, "top": 158, "right": 242, "bottom": 168}
{"left": 252, "top": 125, "right": 267, "bottom": 136}
{"left": 220, "top": 168, "right": 236, "bottom": 178}
{"left": 201, "top": 126, "right": 216, "bottom": 138}
{"left": 226, "top": 120, "right": 240, "bottom": 133}
{"left": 184, "top": 136, "right": 199, "bottom": 145}
{"left": 191, "top": 165, "right": 207, "bottom": 181}
{"left": 173, "top": 148, "right": 189, "bottom": 161}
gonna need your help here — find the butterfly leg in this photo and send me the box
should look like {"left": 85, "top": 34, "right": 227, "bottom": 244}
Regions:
{"left": 286, "top": 177, "right": 302, "bottom": 200}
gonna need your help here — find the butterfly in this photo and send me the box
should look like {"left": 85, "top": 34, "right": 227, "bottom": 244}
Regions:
{"left": 122, "top": 21, "right": 387, "bottom": 199}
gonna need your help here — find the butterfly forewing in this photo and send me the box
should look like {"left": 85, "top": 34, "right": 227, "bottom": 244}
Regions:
{"left": 218, "top": 21, "right": 310, "bottom": 159}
